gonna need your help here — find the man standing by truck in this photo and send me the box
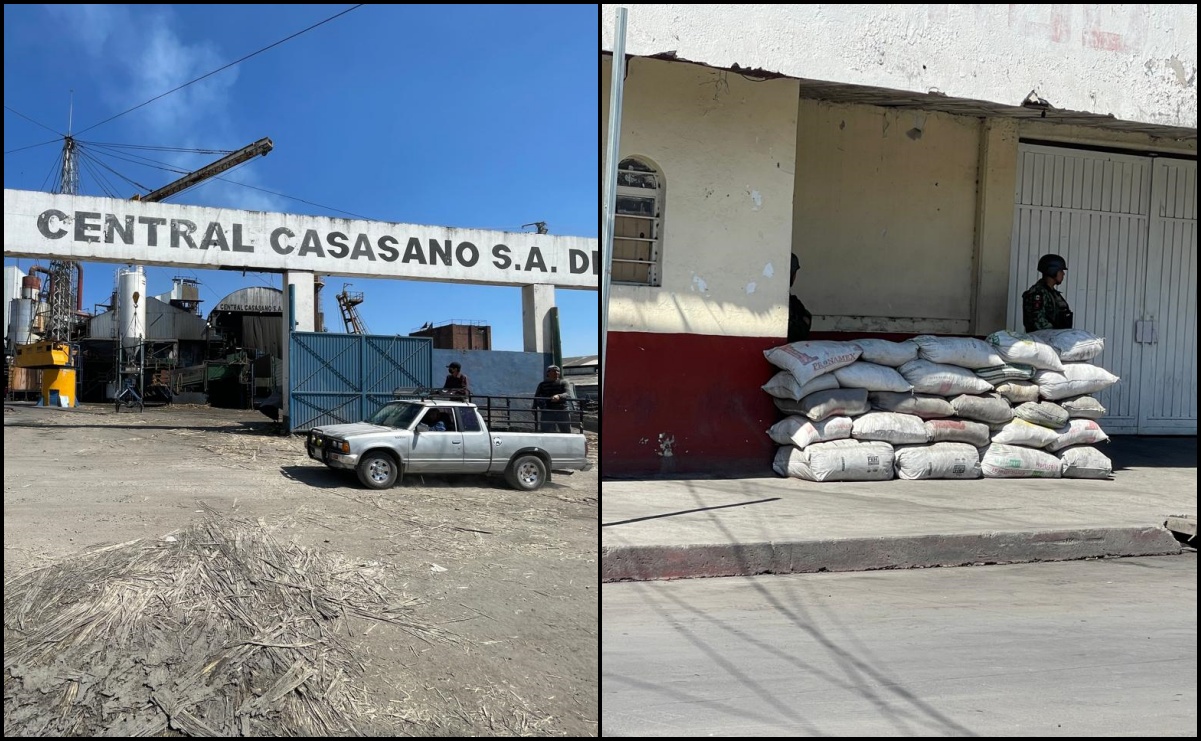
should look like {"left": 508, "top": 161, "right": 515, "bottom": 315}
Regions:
{"left": 534, "top": 364, "right": 570, "bottom": 433}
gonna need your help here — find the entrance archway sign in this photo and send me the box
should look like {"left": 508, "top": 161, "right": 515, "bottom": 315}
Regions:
{"left": 6, "top": 188, "right": 598, "bottom": 428}
{"left": 5, "top": 189, "right": 598, "bottom": 289}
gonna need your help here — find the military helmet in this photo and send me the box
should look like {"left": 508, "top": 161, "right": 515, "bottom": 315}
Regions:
{"left": 1037, "top": 254, "right": 1067, "bottom": 276}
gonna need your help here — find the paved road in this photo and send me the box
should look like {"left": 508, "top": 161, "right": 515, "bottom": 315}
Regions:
{"left": 602, "top": 437, "right": 1196, "bottom": 581}
{"left": 603, "top": 554, "right": 1197, "bottom": 737}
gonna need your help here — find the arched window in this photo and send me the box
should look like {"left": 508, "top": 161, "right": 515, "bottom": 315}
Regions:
{"left": 614, "top": 157, "right": 663, "bottom": 286}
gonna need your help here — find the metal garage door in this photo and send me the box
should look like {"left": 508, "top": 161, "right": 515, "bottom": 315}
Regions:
{"left": 1008, "top": 145, "right": 1196, "bottom": 435}
{"left": 1140, "top": 158, "right": 1197, "bottom": 433}
{"left": 287, "top": 332, "right": 432, "bottom": 432}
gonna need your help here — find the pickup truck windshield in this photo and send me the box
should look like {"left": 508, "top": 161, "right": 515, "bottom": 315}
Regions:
{"left": 367, "top": 402, "right": 425, "bottom": 429}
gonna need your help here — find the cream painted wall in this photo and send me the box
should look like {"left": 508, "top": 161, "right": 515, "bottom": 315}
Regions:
{"left": 973, "top": 119, "right": 1021, "bottom": 334}
{"left": 603, "top": 56, "right": 800, "bottom": 338}
{"left": 603, "top": 5, "right": 1198, "bottom": 130}
{"left": 602, "top": 49, "right": 1196, "bottom": 340}
{"left": 793, "top": 100, "right": 981, "bottom": 333}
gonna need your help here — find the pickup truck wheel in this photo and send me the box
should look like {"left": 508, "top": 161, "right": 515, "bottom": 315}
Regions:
{"left": 505, "top": 454, "right": 548, "bottom": 491}
{"left": 356, "top": 451, "right": 398, "bottom": 490}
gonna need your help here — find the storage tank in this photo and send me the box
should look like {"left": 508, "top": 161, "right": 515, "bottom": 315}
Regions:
{"left": 118, "top": 266, "right": 147, "bottom": 354}
{"left": 21, "top": 275, "right": 41, "bottom": 300}
{"left": 8, "top": 298, "right": 35, "bottom": 346}
{"left": 3, "top": 266, "right": 25, "bottom": 340}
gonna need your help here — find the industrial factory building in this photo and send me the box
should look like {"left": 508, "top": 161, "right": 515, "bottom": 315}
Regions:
{"left": 5, "top": 265, "right": 287, "bottom": 409}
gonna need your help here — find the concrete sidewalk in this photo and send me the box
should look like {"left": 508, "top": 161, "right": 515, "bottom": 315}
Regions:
{"left": 602, "top": 437, "right": 1197, "bottom": 581}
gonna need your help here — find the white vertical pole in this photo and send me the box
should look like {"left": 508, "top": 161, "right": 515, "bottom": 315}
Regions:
{"left": 600, "top": 6, "right": 627, "bottom": 403}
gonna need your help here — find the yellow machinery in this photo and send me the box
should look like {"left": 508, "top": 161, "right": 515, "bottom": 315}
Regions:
{"left": 13, "top": 341, "right": 78, "bottom": 407}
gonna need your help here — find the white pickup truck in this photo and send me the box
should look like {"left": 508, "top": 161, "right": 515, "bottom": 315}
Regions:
{"left": 306, "top": 398, "right": 591, "bottom": 491}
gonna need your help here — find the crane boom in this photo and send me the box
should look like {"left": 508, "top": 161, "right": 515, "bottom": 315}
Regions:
{"left": 133, "top": 137, "right": 273, "bottom": 203}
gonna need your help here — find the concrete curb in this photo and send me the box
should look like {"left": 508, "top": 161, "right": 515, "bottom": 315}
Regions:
{"left": 601, "top": 526, "right": 1184, "bottom": 582}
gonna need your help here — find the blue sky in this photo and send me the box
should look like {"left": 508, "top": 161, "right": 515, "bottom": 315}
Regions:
{"left": 3, "top": 4, "right": 598, "bottom": 356}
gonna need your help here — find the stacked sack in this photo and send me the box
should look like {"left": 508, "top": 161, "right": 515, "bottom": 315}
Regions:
{"left": 983, "top": 329, "right": 1116, "bottom": 479}
{"left": 762, "top": 329, "right": 1117, "bottom": 482}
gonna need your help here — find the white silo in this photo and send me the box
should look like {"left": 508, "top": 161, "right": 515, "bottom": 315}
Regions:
{"left": 118, "top": 266, "right": 147, "bottom": 354}
{"left": 3, "top": 265, "right": 24, "bottom": 341}
{"left": 8, "top": 298, "right": 35, "bottom": 347}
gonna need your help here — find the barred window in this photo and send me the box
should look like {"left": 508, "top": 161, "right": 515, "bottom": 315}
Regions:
{"left": 614, "top": 157, "right": 662, "bottom": 286}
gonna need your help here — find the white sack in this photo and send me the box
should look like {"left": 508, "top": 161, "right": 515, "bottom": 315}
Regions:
{"left": 1046, "top": 418, "right": 1109, "bottom": 452}
{"left": 869, "top": 392, "right": 956, "bottom": 419}
{"left": 773, "top": 439, "right": 895, "bottom": 482}
{"left": 766, "top": 415, "right": 854, "bottom": 448}
{"left": 950, "top": 393, "right": 1014, "bottom": 424}
{"left": 898, "top": 359, "right": 994, "bottom": 396}
{"left": 1013, "top": 401, "right": 1070, "bottom": 429}
{"left": 775, "top": 388, "right": 870, "bottom": 421}
{"left": 1029, "top": 329, "right": 1105, "bottom": 362}
{"left": 894, "top": 442, "right": 982, "bottom": 480}
{"left": 850, "top": 338, "right": 919, "bottom": 367}
{"left": 974, "top": 363, "right": 1036, "bottom": 385}
{"left": 833, "top": 362, "right": 914, "bottom": 392}
{"left": 851, "top": 412, "right": 930, "bottom": 445}
{"left": 764, "top": 341, "right": 862, "bottom": 388}
{"left": 1060, "top": 395, "right": 1107, "bottom": 419}
{"left": 991, "top": 419, "right": 1061, "bottom": 448}
{"left": 925, "top": 418, "right": 992, "bottom": 447}
{"left": 981, "top": 443, "right": 1063, "bottom": 478}
{"left": 762, "top": 370, "right": 839, "bottom": 401}
{"left": 912, "top": 335, "right": 1005, "bottom": 369}
{"left": 1034, "top": 363, "right": 1120, "bottom": 400}
{"left": 1058, "top": 445, "right": 1114, "bottom": 479}
{"left": 986, "top": 331, "right": 1064, "bottom": 371}
{"left": 995, "top": 380, "right": 1041, "bottom": 404}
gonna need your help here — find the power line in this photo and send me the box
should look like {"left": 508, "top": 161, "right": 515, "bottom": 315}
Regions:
{"left": 4, "top": 104, "right": 63, "bottom": 136}
{"left": 40, "top": 148, "right": 64, "bottom": 192}
{"left": 74, "top": 149, "right": 111, "bottom": 197}
{"left": 76, "top": 5, "right": 366, "bottom": 135}
{"left": 208, "top": 176, "right": 374, "bottom": 220}
{"left": 4, "top": 136, "right": 63, "bottom": 155}
{"left": 76, "top": 145, "right": 153, "bottom": 193}
{"left": 85, "top": 140, "right": 365, "bottom": 218}
{"left": 155, "top": 157, "right": 259, "bottom": 203}
{"left": 83, "top": 142, "right": 194, "bottom": 178}
{"left": 78, "top": 139, "right": 236, "bottom": 155}
{"left": 76, "top": 146, "right": 126, "bottom": 194}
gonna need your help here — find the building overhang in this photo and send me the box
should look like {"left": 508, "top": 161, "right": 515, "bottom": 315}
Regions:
{"left": 605, "top": 51, "right": 1198, "bottom": 145}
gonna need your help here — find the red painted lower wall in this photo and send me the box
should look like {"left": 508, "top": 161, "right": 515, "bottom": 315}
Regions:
{"left": 603, "top": 331, "right": 782, "bottom": 477}
{"left": 602, "top": 330, "right": 985, "bottom": 477}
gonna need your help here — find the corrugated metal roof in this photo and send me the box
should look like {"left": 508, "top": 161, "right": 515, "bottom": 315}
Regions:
{"left": 211, "top": 286, "right": 283, "bottom": 315}
{"left": 87, "top": 297, "right": 209, "bottom": 341}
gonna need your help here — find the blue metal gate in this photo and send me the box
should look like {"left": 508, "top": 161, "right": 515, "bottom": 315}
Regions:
{"left": 287, "top": 332, "right": 432, "bottom": 432}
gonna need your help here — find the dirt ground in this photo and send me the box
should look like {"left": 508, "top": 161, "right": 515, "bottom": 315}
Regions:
{"left": 3, "top": 402, "right": 598, "bottom": 736}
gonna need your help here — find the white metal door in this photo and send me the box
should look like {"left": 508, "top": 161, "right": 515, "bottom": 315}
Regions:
{"left": 1138, "top": 158, "right": 1197, "bottom": 434}
{"left": 1009, "top": 145, "right": 1151, "bottom": 434}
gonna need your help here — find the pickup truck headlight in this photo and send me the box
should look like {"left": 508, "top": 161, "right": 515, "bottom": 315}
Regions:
{"left": 334, "top": 440, "right": 350, "bottom": 453}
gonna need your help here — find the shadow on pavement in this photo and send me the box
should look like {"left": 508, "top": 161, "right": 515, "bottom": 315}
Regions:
{"left": 602, "top": 497, "right": 781, "bottom": 527}
{"left": 1105, "top": 436, "right": 1197, "bottom": 471}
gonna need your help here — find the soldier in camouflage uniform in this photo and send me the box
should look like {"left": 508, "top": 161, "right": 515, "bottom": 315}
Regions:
{"left": 1022, "top": 254, "right": 1073, "bottom": 332}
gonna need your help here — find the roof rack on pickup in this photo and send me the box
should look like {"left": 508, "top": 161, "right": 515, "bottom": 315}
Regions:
{"left": 390, "top": 388, "right": 588, "bottom": 433}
